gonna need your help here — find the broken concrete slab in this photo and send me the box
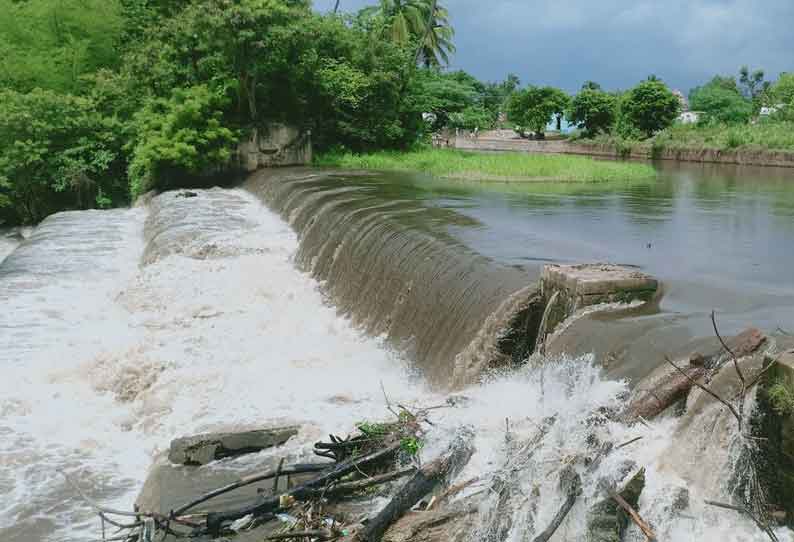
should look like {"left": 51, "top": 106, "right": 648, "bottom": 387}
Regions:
{"left": 169, "top": 426, "right": 299, "bottom": 466}
{"left": 541, "top": 263, "right": 659, "bottom": 309}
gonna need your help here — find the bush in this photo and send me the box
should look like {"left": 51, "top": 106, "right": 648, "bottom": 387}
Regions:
{"left": 0, "top": 88, "right": 127, "bottom": 223}
{"left": 127, "top": 85, "right": 237, "bottom": 197}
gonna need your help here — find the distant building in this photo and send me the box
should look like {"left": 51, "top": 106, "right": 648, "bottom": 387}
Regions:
{"left": 677, "top": 111, "right": 700, "bottom": 124}
{"left": 672, "top": 89, "right": 690, "bottom": 112}
{"left": 759, "top": 104, "right": 785, "bottom": 117}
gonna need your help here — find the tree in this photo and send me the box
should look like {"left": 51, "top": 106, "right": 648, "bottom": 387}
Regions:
{"left": 507, "top": 86, "right": 570, "bottom": 138}
{"left": 689, "top": 77, "right": 752, "bottom": 124}
{"left": 366, "top": 0, "right": 454, "bottom": 67}
{"left": 127, "top": 85, "right": 237, "bottom": 197}
{"left": 0, "top": 89, "right": 127, "bottom": 223}
{"left": 738, "top": 65, "right": 769, "bottom": 99}
{"left": 0, "top": 0, "right": 124, "bottom": 92}
{"left": 581, "top": 81, "right": 602, "bottom": 91}
{"left": 619, "top": 79, "right": 680, "bottom": 137}
{"left": 417, "top": 2, "right": 455, "bottom": 67}
{"left": 568, "top": 88, "right": 617, "bottom": 136}
{"left": 770, "top": 73, "right": 794, "bottom": 105}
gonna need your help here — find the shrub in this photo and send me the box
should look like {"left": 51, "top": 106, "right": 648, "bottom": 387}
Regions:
{"left": 0, "top": 88, "right": 127, "bottom": 223}
{"left": 127, "top": 85, "right": 237, "bottom": 197}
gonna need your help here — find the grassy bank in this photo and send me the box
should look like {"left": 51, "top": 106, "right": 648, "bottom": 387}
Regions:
{"left": 315, "top": 148, "right": 656, "bottom": 183}
{"left": 582, "top": 121, "right": 794, "bottom": 155}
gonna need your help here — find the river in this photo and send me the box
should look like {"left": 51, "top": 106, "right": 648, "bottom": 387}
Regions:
{"left": 0, "top": 161, "right": 792, "bottom": 541}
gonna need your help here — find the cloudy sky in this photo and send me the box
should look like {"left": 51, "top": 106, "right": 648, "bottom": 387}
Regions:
{"left": 312, "top": 0, "right": 794, "bottom": 93}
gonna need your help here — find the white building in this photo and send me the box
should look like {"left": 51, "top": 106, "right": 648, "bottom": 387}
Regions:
{"left": 759, "top": 104, "right": 785, "bottom": 117}
{"left": 677, "top": 111, "right": 700, "bottom": 124}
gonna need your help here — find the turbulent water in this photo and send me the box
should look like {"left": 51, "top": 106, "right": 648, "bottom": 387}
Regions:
{"left": 0, "top": 174, "right": 789, "bottom": 541}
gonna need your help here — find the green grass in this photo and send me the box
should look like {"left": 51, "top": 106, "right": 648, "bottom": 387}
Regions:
{"left": 315, "top": 147, "right": 656, "bottom": 184}
{"left": 582, "top": 120, "right": 794, "bottom": 154}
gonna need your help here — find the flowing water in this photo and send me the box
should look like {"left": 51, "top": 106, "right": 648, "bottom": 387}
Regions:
{"left": 1, "top": 161, "right": 793, "bottom": 541}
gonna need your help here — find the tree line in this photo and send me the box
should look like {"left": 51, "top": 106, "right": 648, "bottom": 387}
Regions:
{"left": 1, "top": 1, "right": 792, "bottom": 225}
{"left": 0, "top": 0, "right": 467, "bottom": 224}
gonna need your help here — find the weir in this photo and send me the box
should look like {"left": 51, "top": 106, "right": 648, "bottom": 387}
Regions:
{"left": 245, "top": 169, "right": 545, "bottom": 387}
{"left": 245, "top": 168, "right": 662, "bottom": 389}
{"left": 1, "top": 175, "right": 790, "bottom": 542}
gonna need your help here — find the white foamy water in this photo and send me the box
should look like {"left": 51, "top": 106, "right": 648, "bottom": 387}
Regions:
{"left": 0, "top": 188, "right": 788, "bottom": 541}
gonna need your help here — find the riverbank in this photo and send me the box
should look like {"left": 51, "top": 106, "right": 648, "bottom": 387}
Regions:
{"left": 450, "top": 129, "right": 794, "bottom": 168}
{"left": 315, "top": 148, "right": 656, "bottom": 183}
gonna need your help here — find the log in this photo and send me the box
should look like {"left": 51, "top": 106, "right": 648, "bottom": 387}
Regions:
{"left": 357, "top": 431, "right": 475, "bottom": 542}
{"left": 206, "top": 441, "right": 403, "bottom": 535}
{"left": 625, "top": 365, "right": 706, "bottom": 420}
{"left": 586, "top": 468, "right": 646, "bottom": 542}
{"left": 531, "top": 465, "right": 582, "bottom": 542}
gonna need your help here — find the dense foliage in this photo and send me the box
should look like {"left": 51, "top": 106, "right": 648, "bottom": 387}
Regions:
{"left": 618, "top": 79, "right": 680, "bottom": 138}
{"left": 689, "top": 77, "right": 753, "bottom": 124}
{"left": 0, "top": 0, "right": 463, "bottom": 224}
{"left": 507, "top": 86, "right": 569, "bottom": 138}
{"left": 567, "top": 87, "right": 617, "bottom": 136}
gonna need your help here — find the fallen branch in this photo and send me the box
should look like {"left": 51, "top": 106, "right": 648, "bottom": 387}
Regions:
{"left": 609, "top": 490, "right": 656, "bottom": 540}
{"left": 207, "top": 441, "right": 403, "bottom": 535}
{"left": 664, "top": 355, "right": 742, "bottom": 430}
{"left": 265, "top": 529, "right": 337, "bottom": 541}
{"left": 426, "top": 476, "right": 480, "bottom": 510}
{"left": 60, "top": 471, "right": 200, "bottom": 529}
{"left": 303, "top": 467, "right": 416, "bottom": 499}
{"left": 712, "top": 310, "right": 748, "bottom": 417}
{"left": 705, "top": 500, "right": 779, "bottom": 542}
{"left": 531, "top": 466, "right": 582, "bottom": 542}
{"left": 173, "top": 462, "right": 331, "bottom": 517}
{"left": 357, "top": 430, "right": 475, "bottom": 542}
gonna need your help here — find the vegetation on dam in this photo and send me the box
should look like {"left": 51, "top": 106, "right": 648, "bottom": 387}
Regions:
{"left": 316, "top": 148, "right": 656, "bottom": 183}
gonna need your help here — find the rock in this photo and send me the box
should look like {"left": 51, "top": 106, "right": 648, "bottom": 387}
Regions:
{"left": 754, "top": 349, "right": 794, "bottom": 525}
{"left": 586, "top": 468, "right": 646, "bottom": 542}
{"left": 169, "top": 426, "right": 299, "bottom": 466}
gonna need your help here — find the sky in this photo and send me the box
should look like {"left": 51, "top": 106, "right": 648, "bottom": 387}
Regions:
{"left": 312, "top": 0, "right": 794, "bottom": 94}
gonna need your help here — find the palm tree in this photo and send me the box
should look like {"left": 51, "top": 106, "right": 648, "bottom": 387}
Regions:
{"left": 366, "top": 0, "right": 455, "bottom": 67}
{"left": 417, "top": 1, "right": 455, "bottom": 68}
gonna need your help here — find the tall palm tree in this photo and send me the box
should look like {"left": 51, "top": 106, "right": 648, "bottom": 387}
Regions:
{"left": 417, "top": 2, "right": 455, "bottom": 68}
{"left": 366, "top": 0, "right": 455, "bottom": 67}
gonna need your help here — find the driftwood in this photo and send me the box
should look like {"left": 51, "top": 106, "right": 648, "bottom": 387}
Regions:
{"left": 207, "top": 441, "right": 403, "bottom": 535}
{"left": 172, "top": 462, "right": 331, "bottom": 517}
{"left": 357, "top": 430, "right": 475, "bottom": 542}
{"left": 609, "top": 489, "right": 655, "bottom": 540}
{"left": 624, "top": 325, "right": 767, "bottom": 421}
{"left": 587, "top": 468, "right": 646, "bottom": 542}
{"left": 531, "top": 466, "right": 582, "bottom": 542}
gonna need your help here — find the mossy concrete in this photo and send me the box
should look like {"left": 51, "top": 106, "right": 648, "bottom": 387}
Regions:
{"left": 539, "top": 263, "right": 659, "bottom": 338}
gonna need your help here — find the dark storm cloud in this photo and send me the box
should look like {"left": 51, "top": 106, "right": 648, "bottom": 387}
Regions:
{"left": 313, "top": 0, "right": 794, "bottom": 92}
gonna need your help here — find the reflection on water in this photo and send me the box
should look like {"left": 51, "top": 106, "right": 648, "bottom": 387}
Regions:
{"left": 380, "top": 161, "right": 794, "bottom": 338}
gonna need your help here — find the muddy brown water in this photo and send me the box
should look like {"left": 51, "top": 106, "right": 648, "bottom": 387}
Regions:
{"left": 247, "top": 161, "right": 794, "bottom": 384}
{"left": 2, "top": 160, "right": 794, "bottom": 541}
